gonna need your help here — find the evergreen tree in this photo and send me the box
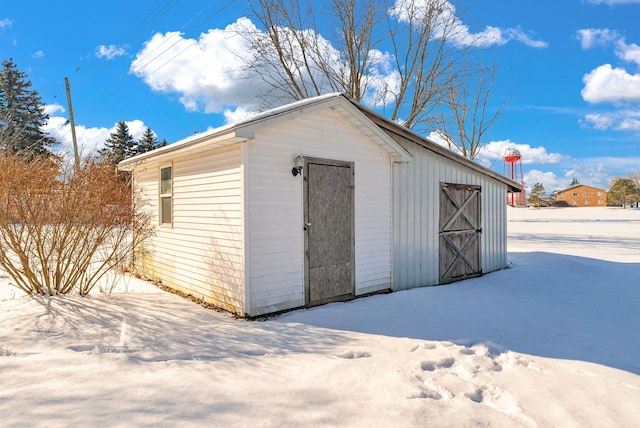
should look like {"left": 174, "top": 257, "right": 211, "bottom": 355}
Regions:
{"left": 100, "top": 121, "right": 136, "bottom": 164}
{"left": 528, "top": 183, "right": 547, "bottom": 207}
{"left": 137, "top": 127, "right": 158, "bottom": 154}
{"left": 135, "top": 127, "right": 169, "bottom": 155}
{"left": 0, "top": 58, "right": 58, "bottom": 158}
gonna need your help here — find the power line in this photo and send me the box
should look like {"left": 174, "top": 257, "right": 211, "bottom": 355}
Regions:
{"left": 80, "top": 0, "right": 238, "bottom": 120}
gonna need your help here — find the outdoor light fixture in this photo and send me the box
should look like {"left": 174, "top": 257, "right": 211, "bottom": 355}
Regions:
{"left": 292, "top": 155, "right": 304, "bottom": 176}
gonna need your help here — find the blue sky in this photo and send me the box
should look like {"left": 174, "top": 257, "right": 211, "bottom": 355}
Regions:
{"left": 1, "top": 0, "right": 639, "bottom": 193}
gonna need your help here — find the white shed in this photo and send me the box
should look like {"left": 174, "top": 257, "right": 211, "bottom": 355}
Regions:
{"left": 119, "top": 93, "right": 520, "bottom": 317}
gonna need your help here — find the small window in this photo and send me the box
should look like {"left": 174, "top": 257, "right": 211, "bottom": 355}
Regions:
{"left": 560, "top": 192, "right": 565, "bottom": 197}
{"left": 584, "top": 191, "right": 589, "bottom": 196}
{"left": 584, "top": 200, "right": 589, "bottom": 205}
{"left": 598, "top": 200, "right": 603, "bottom": 205}
{"left": 573, "top": 200, "right": 578, "bottom": 205}
{"left": 573, "top": 192, "right": 578, "bottom": 197}
{"left": 597, "top": 191, "right": 602, "bottom": 196}
{"left": 160, "top": 166, "right": 172, "bottom": 225}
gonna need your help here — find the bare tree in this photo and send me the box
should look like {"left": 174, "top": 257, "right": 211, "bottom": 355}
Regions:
{"left": 383, "top": 0, "right": 475, "bottom": 130}
{"left": 244, "top": 0, "right": 331, "bottom": 107}
{"left": 325, "top": 0, "right": 381, "bottom": 103}
{"left": 437, "top": 63, "right": 503, "bottom": 159}
{"left": 245, "top": 0, "right": 496, "bottom": 140}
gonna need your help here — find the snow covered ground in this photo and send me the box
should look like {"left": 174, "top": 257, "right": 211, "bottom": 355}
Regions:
{"left": 1, "top": 207, "right": 639, "bottom": 427}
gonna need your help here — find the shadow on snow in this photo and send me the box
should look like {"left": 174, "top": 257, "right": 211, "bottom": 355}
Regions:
{"left": 275, "top": 252, "right": 640, "bottom": 375}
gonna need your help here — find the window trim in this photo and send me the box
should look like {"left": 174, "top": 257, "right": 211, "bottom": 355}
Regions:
{"left": 159, "top": 164, "right": 173, "bottom": 226}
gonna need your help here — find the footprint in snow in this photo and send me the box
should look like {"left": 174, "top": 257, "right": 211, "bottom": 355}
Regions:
{"left": 410, "top": 378, "right": 454, "bottom": 400}
{"left": 338, "top": 351, "right": 372, "bottom": 359}
{"left": 421, "top": 357, "right": 455, "bottom": 371}
{"left": 459, "top": 347, "right": 475, "bottom": 355}
{"left": 0, "top": 346, "right": 35, "bottom": 357}
{"left": 67, "top": 345, "right": 135, "bottom": 354}
{"left": 465, "top": 387, "right": 484, "bottom": 403}
{"left": 469, "top": 385, "right": 538, "bottom": 428}
{"left": 407, "top": 341, "right": 437, "bottom": 352}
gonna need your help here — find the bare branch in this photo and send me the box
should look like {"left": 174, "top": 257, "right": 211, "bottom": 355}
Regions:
{"left": 440, "top": 63, "right": 503, "bottom": 159}
{"left": 0, "top": 155, "right": 153, "bottom": 295}
{"left": 244, "top": 0, "right": 503, "bottom": 159}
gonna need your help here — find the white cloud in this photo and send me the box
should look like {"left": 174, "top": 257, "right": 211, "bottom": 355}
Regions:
{"left": 616, "top": 118, "right": 640, "bottom": 130}
{"left": 0, "top": 18, "right": 12, "bottom": 28}
{"left": 96, "top": 44, "right": 127, "bottom": 60}
{"left": 504, "top": 27, "right": 549, "bottom": 49}
{"left": 478, "top": 139, "right": 566, "bottom": 166}
{"left": 576, "top": 28, "right": 619, "bottom": 49}
{"left": 131, "top": 17, "right": 400, "bottom": 118}
{"left": 578, "top": 29, "right": 640, "bottom": 132}
{"left": 582, "top": 64, "right": 640, "bottom": 104}
{"left": 523, "top": 169, "right": 564, "bottom": 195}
{"left": 124, "top": 120, "right": 146, "bottom": 140}
{"left": 583, "top": 113, "right": 615, "bottom": 130}
{"left": 44, "top": 103, "right": 65, "bottom": 116}
{"left": 563, "top": 162, "right": 611, "bottom": 189}
{"left": 583, "top": 109, "right": 640, "bottom": 133}
{"left": 43, "top": 116, "right": 109, "bottom": 158}
{"left": 43, "top": 106, "right": 147, "bottom": 158}
{"left": 427, "top": 130, "right": 451, "bottom": 148}
{"left": 615, "top": 40, "right": 640, "bottom": 66}
{"left": 131, "top": 19, "right": 268, "bottom": 116}
{"left": 425, "top": 134, "right": 565, "bottom": 173}
{"left": 32, "top": 51, "right": 45, "bottom": 59}
{"left": 389, "top": 0, "right": 547, "bottom": 48}
{"left": 222, "top": 106, "right": 256, "bottom": 124}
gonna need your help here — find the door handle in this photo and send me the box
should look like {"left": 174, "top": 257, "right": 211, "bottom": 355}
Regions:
{"left": 304, "top": 222, "right": 311, "bottom": 230}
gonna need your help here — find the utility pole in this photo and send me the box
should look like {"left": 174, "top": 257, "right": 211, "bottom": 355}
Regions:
{"left": 64, "top": 77, "right": 80, "bottom": 168}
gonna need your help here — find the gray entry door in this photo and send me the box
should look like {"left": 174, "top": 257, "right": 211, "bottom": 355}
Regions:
{"left": 439, "top": 183, "right": 482, "bottom": 284}
{"left": 304, "top": 158, "right": 354, "bottom": 306}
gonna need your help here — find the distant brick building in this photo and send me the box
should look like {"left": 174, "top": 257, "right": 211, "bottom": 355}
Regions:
{"left": 556, "top": 184, "right": 607, "bottom": 207}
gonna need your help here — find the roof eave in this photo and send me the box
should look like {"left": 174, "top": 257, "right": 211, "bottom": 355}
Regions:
{"left": 118, "top": 129, "right": 244, "bottom": 171}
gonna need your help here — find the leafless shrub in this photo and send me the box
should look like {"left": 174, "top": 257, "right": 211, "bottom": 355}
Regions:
{"left": 0, "top": 154, "right": 152, "bottom": 295}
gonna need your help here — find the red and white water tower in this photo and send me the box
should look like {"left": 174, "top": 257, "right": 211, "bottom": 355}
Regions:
{"left": 504, "top": 147, "right": 526, "bottom": 206}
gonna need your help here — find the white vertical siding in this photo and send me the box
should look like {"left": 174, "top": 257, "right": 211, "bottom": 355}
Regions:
{"left": 246, "top": 109, "right": 393, "bottom": 316}
{"left": 133, "top": 144, "right": 245, "bottom": 314}
{"left": 392, "top": 137, "right": 509, "bottom": 291}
